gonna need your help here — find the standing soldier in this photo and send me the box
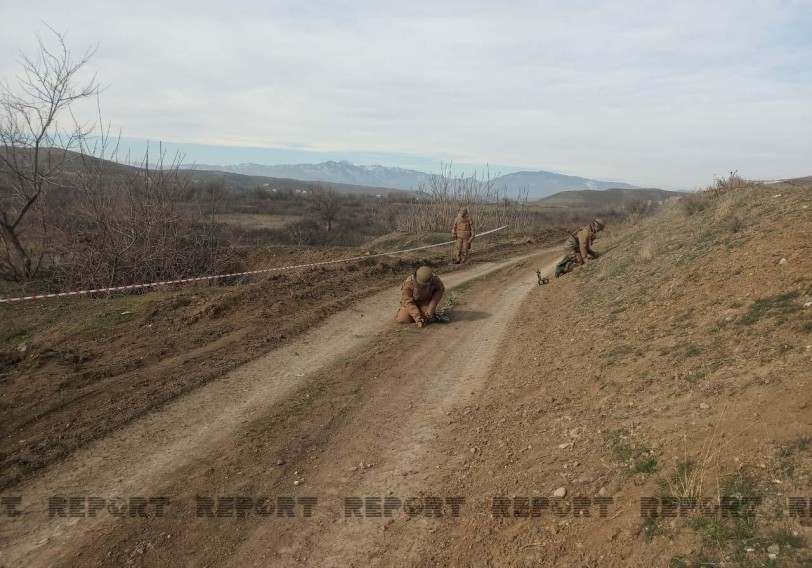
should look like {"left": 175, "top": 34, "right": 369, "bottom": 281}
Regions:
{"left": 558, "top": 218, "right": 605, "bottom": 275}
{"left": 451, "top": 207, "right": 475, "bottom": 264}
{"left": 395, "top": 266, "right": 445, "bottom": 328}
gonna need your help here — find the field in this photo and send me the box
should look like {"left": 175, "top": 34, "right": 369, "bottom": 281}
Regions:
{"left": 0, "top": 177, "right": 809, "bottom": 567}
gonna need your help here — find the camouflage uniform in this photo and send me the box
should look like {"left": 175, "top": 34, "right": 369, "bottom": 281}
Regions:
{"left": 452, "top": 210, "right": 475, "bottom": 263}
{"left": 562, "top": 218, "right": 605, "bottom": 274}
{"left": 395, "top": 273, "right": 445, "bottom": 324}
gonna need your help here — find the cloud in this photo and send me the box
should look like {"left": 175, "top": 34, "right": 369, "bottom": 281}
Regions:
{"left": 1, "top": 0, "right": 810, "bottom": 187}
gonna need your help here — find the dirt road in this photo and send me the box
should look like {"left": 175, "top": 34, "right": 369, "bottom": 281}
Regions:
{"left": 0, "top": 248, "right": 562, "bottom": 567}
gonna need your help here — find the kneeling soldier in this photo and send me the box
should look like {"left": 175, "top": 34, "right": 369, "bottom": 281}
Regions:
{"left": 395, "top": 266, "right": 445, "bottom": 328}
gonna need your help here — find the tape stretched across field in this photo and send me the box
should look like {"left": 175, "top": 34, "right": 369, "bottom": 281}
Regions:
{"left": 0, "top": 226, "right": 509, "bottom": 304}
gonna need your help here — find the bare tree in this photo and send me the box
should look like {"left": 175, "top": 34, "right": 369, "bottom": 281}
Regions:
{"left": 309, "top": 183, "right": 341, "bottom": 232}
{"left": 0, "top": 28, "right": 99, "bottom": 279}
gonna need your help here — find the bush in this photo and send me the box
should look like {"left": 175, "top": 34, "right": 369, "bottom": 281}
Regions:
{"left": 681, "top": 193, "right": 709, "bottom": 216}
{"left": 727, "top": 214, "right": 744, "bottom": 233}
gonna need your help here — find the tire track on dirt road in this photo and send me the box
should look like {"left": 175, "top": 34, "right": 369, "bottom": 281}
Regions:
{"left": 0, "top": 248, "right": 561, "bottom": 567}
{"left": 217, "top": 254, "right": 562, "bottom": 566}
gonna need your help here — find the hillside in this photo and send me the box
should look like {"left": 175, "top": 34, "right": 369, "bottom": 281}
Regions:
{"left": 187, "top": 161, "right": 433, "bottom": 191}
{"left": 181, "top": 168, "right": 409, "bottom": 196}
{"left": 535, "top": 187, "right": 687, "bottom": 208}
{"left": 498, "top": 170, "right": 639, "bottom": 198}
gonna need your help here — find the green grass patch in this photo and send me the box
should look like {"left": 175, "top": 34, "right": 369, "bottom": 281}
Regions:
{"left": 604, "top": 428, "right": 658, "bottom": 475}
{"left": 739, "top": 291, "right": 801, "bottom": 326}
{"left": 642, "top": 515, "right": 670, "bottom": 542}
{"left": 684, "top": 344, "right": 702, "bottom": 357}
{"left": 0, "top": 323, "right": 29, "bottom": 345}
{"left": 777, "top": 437, "right": 811, "bottom": 478}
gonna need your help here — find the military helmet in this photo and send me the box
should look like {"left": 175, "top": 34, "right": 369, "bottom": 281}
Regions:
{"left": 593, "top": 218, "right": 605, "bottom": 230}
{"left": 459, "top": 206, "right": 469, "bottom": 216}
{"left": 415, "top": 266, "right": 433, "bottom": 284}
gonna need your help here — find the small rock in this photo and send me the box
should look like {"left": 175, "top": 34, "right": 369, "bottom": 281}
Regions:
{"left": 553, "top": 487, "right": 567, "bottom": 498}
{"left": 699, "top": 403, "right": 710, "bottom": 410}
{"left": 470, "top": 447, "right": 477, "bottom": 454}
{"left": 598, "top": 487, "right": 610, "bottom": 498}
{"left": 277, "top": 459, "right": 285, "bottom": 466}
{"left": 350, "top": 466, "right": 358, "bottom": 472}
{"left": 778, "top": 258, "right": 788, "bottom": 265}
{"left": 767, "top": 543, "right": 779, "bottom": 555}
{"left": 16, "top": 342, "right": 28, "bottom": 354}
{"left": 548, "top": 524, "right": 558, "bottom": 535}
{"left": 293, "top": 480, "right": 301, "bottom": 486}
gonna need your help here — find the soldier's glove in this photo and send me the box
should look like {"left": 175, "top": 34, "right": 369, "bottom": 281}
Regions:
{"left": 425, "top": 314, "right": 436, "bottom": 323}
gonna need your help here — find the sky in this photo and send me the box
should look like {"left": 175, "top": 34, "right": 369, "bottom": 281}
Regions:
{"left": 1, "top": 0, "right": 810, "bottom": 189}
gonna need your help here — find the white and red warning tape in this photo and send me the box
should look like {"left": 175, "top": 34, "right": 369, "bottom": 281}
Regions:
{"left": 0, "top": 226, "right": 508, "bottom": 304}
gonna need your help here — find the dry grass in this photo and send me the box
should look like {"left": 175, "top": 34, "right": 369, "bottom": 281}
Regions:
{"left": 713, "top": 193, "right": 736, "bottom": 222}
{"left": 640, "top": 241, "right": 655, "bottom": 263}
{"left": 663, "top": 405, "right": 753, "bottom": 500}
{"left": 680, "top": 192, "right": 709, "bottom": 216}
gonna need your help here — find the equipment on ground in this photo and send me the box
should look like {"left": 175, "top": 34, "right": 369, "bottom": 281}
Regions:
{"left": 535, "top": 268, "right": 549, "bottom": 285}
{"left": 432, "top": 293, "right": 457, "bottom": 323}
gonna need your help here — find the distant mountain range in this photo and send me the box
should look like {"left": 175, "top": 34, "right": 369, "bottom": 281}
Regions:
{"left": 185, "top": 161, "right": 644, "bottom": 199}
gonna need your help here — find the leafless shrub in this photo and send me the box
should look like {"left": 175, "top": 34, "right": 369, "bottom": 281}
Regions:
{"left": 626, "top": 212, "right": 643, "bottom": 225}
{"left": 287, "top": 219, "right": 320, "bottom": 246}
{"left": 308, "top": 183, "right": 341, "bottom": 232}
{"left": 0, "top": 27, "right": 99, "bottom": 280}
{"left": 681, "top": 192, "right": 710, "bottom": 216}
{"left": 726, "top": 214, "right": 744, "bottom": 234}
{"left": 394, "top": 163, "right": 532, "bottom": 234}
{"left": 54, "top": 144, "right": 225, "bottom": 290}
{"left": 708, "top": 170, "right": 751, "bottom": 197}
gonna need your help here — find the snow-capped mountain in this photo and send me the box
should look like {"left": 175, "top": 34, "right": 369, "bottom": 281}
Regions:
{"left": 190, "top": 161, "right": 434, "bottom": 191}
{"left": 187, "top": 161, "right": 639, "bottom": 199}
